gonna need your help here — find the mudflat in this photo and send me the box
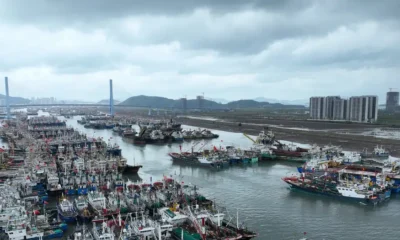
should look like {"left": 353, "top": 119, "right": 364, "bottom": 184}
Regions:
{"left": 178, "top": 116, "right": 400, "bottom": 157}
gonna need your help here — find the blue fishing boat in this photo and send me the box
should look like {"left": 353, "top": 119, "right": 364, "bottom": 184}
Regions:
{"left": 57, "top": 197, "right": 78, "bottom": 223}
{"left": 43, "top": 229, "right": 64, "bottom": 240}
{"left": 40, "top": 193, "right": 49, "bottom": 201}
{"left": 64, "top": 185, "right": 76, "bottom": 195}
{"left": 228, "top": 157, "right": 240, "bottom": 164}
{"left": 390, "top": 185, "right": 400, "bottom": 193}
{"left": 46, "top": 222, "right": 68, "bottom": 232}
{"left": 388, "top": 177, "right": 400, "bottom": 193}
{"left": 32, "top": 183, "right": 46, "bottom": 191}
{"left": 77, "top": 184, "right": 88, "bottom": 195}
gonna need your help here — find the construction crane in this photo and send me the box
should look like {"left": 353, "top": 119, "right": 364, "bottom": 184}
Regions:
{"left": 242, "top": 133, "right": 256, "bottom": 143}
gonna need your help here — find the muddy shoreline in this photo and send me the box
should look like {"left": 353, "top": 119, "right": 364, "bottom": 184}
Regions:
{"left": 178, "top": 117, "right": 400, "bottom": 157}
{"left": 108, "top": 107, "right": 400, "bottom": 157}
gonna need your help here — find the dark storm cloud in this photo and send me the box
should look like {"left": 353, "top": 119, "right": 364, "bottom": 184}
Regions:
{"left": 0, "top": 0, "right": 399, "bottom": 101}
{"left": 0, "top": 0, "right": 309, "bottom": 22}
{"left": 1, "top": 0, "right": 399, "bottom": 55}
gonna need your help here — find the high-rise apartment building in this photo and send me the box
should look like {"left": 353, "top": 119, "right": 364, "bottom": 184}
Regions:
{"left": 332, "top": 98, "right": 348, "bottom": 120}
{"left": 309, "top": 97, "right": 325, "bottom": 119}
{"left": 310, "top": 95, "right": 378, "bottom": 123}
{"left": 323, "top": 96, "right": 340, "bottom": 119}
{"left": 386, "top": 91, "right": 399, "bottom": 112}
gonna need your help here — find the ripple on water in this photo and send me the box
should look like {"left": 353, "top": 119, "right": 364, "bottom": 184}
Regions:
{"left": 66, "top": 117, "right": 400, "bottom": 240}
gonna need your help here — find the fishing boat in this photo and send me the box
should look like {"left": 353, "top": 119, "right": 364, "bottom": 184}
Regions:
{"left": 123, "top": 158, "right": 142, "bottom": 174}
{"left": 70, "top": 224, "right": 95, "bottom": 240}
{"left": 201, "top": 129, "right": 219, "bottom": 139}
{"left": 57, "top": 197, "right": 78, "bottom": 223}
{"left": 112, "top": 126, "right": 122, "bottom": 133}
{"left": 121, "top": 129, "right": 135, "bottom": 137}
{"left": 148, "top": 130, "right": 166, "bottom": 143}
{"left": 106, "top": 193, "right": 122, "bottom": 214}
{"left": 255, "top": 128, "right": 275, "bottom": 145}
{"left": 43, "top": 229, "right": 64, "bottom": 239}
{"left": 171, "top": 131, "right": 184, "bottom": 142}
{"left": 87, "top": 191, "right": 106, "bottom": 212}
{"left": 125, "top": 212, "right": 156, "bottom": 238}
{"left": 282, "top": 174, "right": 383, "bottom": 205}
{"left": 360, "top": 146, "right": 390, "bottom": 159}
{"left": 158, "top": 207, "right": 188, "bottom": 225}
{"left": 92, "top": 222, "right": 115, "bottom": 240}
{"left": 104, "top": 122, "right": 115, "bottom": 129}
{"left": 46, "top": 173, "right": 63, "bottom": 196}
{"left": 124, "top": 163, "right": 142, "bottom": 173}
{"left": 77, "top": 183, "right": 88, "bottom": 195}
{"left": 74, "top": 196, "right": 94, "bottom": 222}
{"left": 5, "top": 221, "right": 45, "bottom": 240}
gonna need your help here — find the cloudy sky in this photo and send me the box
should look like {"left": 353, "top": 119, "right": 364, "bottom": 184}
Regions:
{"left": 0, "top": 0, "right": 399, "bottom": 103}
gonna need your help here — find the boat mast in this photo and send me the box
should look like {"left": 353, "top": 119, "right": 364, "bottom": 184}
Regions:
{"left": 237, "top": 209, "right": 239, "bottom": 229}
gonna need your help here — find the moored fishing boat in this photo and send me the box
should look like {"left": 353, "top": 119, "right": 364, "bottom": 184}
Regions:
{"left": 171, "top": 131, "right": 184, "bottom": 142}
{"left": 123, "top": 164, "right": 142, "bottom": 174}
{"left": 158, "top": 207, "right": 188, "bottom": 225}
{"left": 282, "top": 173, "right": 385, "bottom": 205}
{"left": 74, "top": 196, "right": 94, "bottom": 222}
{"left": 43, "top": 229, "right": 64, "bottom": 239}
{"left": 360, "top": 146, "right": 390, "bottom": 159}
{"left": 57, "top": 197, "right": 78, "bottom": 223}
{"left": 91, "top": 222, "right": 115, "bottom": 240}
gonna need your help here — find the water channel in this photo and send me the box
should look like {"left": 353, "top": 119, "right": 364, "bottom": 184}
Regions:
{"left": 40, "top": 115, "right": 400, "bottom": 239}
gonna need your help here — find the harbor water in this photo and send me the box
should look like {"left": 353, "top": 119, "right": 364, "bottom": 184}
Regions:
{"left": 61, "top": 115, "right": 400, "bottom": 240}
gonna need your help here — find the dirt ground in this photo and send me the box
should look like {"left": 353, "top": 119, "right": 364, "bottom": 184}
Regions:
{"left": 107, "top": 107, "right": 400, "bottom": 157}
{"left": 178, "top": 117, "right": 400, "bottom": 157}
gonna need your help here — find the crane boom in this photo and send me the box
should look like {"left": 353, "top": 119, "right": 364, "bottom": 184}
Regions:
{"left": 243, "top": 133, "right": 256, "bottom": 143}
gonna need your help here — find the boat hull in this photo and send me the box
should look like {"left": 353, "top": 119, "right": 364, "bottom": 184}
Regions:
{"left": 260, "top": 152, "right": 277, "bottom": 160}
{"left": 47, "top": 189, "right": 64, "bottom": 196}
{"left": 77, "top": 188, "right": 88, "bottom": 195}
{"left": 57, "top": 206, "right": 78, "bottom": 223}
{"left": 58, "top": 214, "right": 77, "bottom": 223}
{"left": 273, "top": 149, "right": 304, "bottom": 157}
{"left": 123, "top": 165, "right": 142, "bottom": 174}
{"left": 285, "top": 180, "right": 380, "bottom": 204}
{"left": 360, "top": 153, "right": 389, "bottom": 159}
{"left": 65, "top": 189, "right": 76, "bottom": 195}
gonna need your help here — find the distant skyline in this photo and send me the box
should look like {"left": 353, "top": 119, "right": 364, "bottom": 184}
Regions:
{"left": 0, "top": 1, "right": 399, "bottom": 102}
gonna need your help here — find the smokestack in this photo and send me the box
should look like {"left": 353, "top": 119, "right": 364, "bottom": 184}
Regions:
{"left": 109, "top": 79, "right": 114, "bottom": 116}
{"left": 5, "top": 77, "right": 10, "bottom": 119}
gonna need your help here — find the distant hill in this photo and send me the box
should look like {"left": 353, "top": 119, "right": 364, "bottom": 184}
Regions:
{"left": 97, "top": 99, "right": 120, "bottom": 105}
{"left": 206, "top": 97, "right": 230, "bottom": 104}
{"left": 58, "top": 100, "right": 94, "bottom": 104}
{"left": 254, "top": 97, "right": 309, "bottom": 106}
{"left": 226, "top": 100, "right": 262, "bottom": 108}
{"left": 120, "top": 95, "right": 305, "bottom": 109}
{"left": 120, "top": 95, "right": 176, "bottom": 108}
{"left": 0, "top": 94, "right": 30, "bottom": 104}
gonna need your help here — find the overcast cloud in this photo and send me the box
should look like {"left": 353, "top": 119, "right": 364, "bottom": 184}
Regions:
{"left": 0, "top": 0, "right": 399, "bottom": 102}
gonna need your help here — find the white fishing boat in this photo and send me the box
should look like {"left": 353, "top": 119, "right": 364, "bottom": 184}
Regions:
{"left": 88, "top": 191, "right": 106, "bottom": 211}
{"left": 73, "top": 224, "right": 95, "bottom": 240}
{"left": 158, "top": 207, "right": 188, "bottom": 225}
{"left": 197, "top": 156, "right": 213, "bottom": 165}
{"left": 128, "top": 212, "right": 156, "bottom": 237}
{"left": 361, "top": 145, "right": 390, "bottom": 159}
{"left": 74, "top": 196, "right": 89, "bottom": 211}
{"left": 5, "top": 221, "right": 44, "bottom": 240}
{"left": 92, "top": 222, "right": 115, "bottom": 240}
{"left": 255, "top": 129, "right": 275, "bottom": 145}
{"left": 171, "top": 131, "right": 183, "bottom": 141}
{"left": 149, "top": 130, "right": 165, "bottom": 142}
{"left": 342, "top": 152, "right": 362, "bottom": 163}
